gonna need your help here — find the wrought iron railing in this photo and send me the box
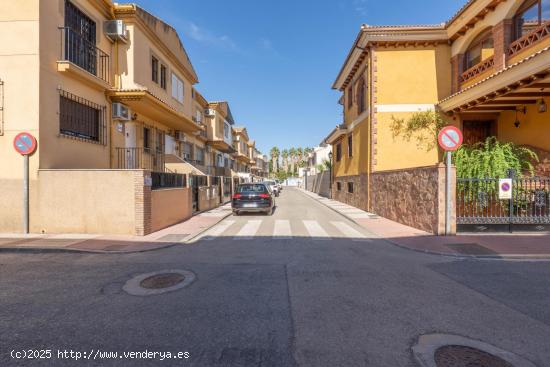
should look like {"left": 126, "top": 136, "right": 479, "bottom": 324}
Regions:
{"left": 152, "top": 172, "right": 186, "bottom": 190}
{"left": 115, "top": 147, "right": 165, "bottom": 172}
{"left": 457, "top": 176, "right": 550, "bottom": 226}
{"left": 508, "top": 21, "right": 550, "bottom": 58}
{"left": 460, "top": 56, "right": 495, "bottom": 84}
{"left": 59, "top": 27, "right": 110, "bottom": 84}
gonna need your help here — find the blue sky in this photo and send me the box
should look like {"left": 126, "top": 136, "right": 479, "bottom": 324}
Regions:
{"left": 133, "top": 0, "right": 462, "bottom": 155}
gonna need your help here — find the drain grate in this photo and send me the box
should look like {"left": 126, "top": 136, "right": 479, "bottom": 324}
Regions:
{"left": 140, "top": 273, "right": 185, "bottom": 289}
{"left": 435, "top": 345, "right": 515, "bottom": 367}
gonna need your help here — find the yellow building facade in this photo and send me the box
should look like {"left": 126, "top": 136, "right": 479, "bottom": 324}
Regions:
{"left": 0, "top": 0, "right": 258, "bottom": 234}
{"left": 327, "top": 0, "right": 550, "bottom": 233}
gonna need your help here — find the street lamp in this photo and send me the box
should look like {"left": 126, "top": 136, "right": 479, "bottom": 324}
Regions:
{"left": 328, "top": 152, "right": 333, "bottom": 199}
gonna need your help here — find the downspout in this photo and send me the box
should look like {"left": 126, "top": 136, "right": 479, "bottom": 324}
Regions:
{"left": 367, "top": 44, "right": 373, "bottom": 212}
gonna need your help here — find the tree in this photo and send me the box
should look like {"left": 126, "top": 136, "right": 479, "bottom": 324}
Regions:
{"left": 281, "top": 149, "right": 289, "bottom": 173}
{"left": 289, "top": 147, "right": 297, "bottom": 174}
{"left": 269, "top": 147, "right": 280, "bottom": 173}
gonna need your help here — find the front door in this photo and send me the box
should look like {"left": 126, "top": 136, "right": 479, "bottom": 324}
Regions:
{"left": 462, "top": 120, "right": 495, "bottom": 145}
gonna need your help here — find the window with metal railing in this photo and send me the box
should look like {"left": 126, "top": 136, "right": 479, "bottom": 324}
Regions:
{"left": 59, "top": 89, "right": 106, "bottom": 144}
{"left": 152, "top": 172, "right": 186, "bottom": 190}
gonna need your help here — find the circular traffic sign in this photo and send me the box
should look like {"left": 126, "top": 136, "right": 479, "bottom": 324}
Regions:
{"left": 13, "top": 132, "right": 37, "bottom": 155}
{"left": 501, "top": 182, "right": 511, "bottom": 192}
{"left": 438, "top": 126, "right": 463, "bottom": 151}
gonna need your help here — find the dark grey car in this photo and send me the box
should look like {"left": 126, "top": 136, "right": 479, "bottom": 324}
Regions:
{"left": 232, "top": 183, "right": 275, "bottom": 216}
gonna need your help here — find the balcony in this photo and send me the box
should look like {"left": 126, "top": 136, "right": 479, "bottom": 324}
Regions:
{"left": 508, "top": 21, "right": 550, "bottom": 60}
{"left": 58, "top": 27, "right": 110, "bottom": 87}
{"left": 460, "top": 56, "right": 495, "bottom": 85}
{"left": 115, "top": 147, "right": 165, "bottom": 172}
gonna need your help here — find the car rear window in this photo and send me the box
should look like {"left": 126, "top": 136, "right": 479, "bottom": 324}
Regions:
{"left": 237, "top": 184, "right": 268, "bottom": 193}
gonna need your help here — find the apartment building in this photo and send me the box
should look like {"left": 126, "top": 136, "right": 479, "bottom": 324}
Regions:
{"left": 327, "top": 0, "right": 550, "bottom": 234}
{"left": 0, "top": 0, "right": 259, "bottom": 235}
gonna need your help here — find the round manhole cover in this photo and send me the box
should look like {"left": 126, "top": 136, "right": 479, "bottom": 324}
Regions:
{"left": 123, "top": 270, "right": 195, "bottom": 296}
{"left": 140, "top": 273, "right": 185, "bottom": 289}
{"left": 435, "top": 345, "right": 515, "bottom": 367}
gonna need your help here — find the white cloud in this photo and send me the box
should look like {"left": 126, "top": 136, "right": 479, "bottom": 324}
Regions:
{"left": 353, "top": 0, "right": 369, "bottom": 16}
{"left": 183, "top": 21, "right": 239, "bottom": 51}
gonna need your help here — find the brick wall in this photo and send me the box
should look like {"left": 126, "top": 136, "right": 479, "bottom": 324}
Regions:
{"left": 331, "top": 174, "right": 369, "bottom": 212}
{"left": 134, "top": 170, "right": 152, "bottom": 235}
{"left": 493, "top": 19, "right": 513, "bottom": 70}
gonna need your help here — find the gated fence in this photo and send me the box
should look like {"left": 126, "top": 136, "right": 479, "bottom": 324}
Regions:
{"left": 457, "top": 175, "right": 550, "bottom": 232}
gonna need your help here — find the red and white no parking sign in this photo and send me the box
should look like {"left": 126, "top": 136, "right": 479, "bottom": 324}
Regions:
{"left": 438, "top": 126, "right": 463, "bottom": 152}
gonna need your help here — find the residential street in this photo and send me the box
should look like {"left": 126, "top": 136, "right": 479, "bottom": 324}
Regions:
{"left": 1, "top": 188, "right": 550, "bottom": 366}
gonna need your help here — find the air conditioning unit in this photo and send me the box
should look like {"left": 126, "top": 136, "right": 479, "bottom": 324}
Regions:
{"left": 112, "top": 102, "right": 131, "bottom": 121}
{"left": 104, "top": 20, "right": 128, "bottom": 42}
{"left": 175, "top": 131, "right": 186, "bottom": 141}
{"left": 205, "top": 108, "right": 215, "bottom": 117}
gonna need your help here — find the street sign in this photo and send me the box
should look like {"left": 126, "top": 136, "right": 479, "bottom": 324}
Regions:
{"left": 499, "top": 178, "right": 513, "bottom": 200}
{"left": 438, "top": 126, "right": 463, "bottom": 152}
{"left": 13, "top": 132, "right": 37, "bottom": 155}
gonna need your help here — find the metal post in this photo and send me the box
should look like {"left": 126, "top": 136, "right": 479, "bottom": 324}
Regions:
{"left": 23, "top": 155, "right": 29, "bottom": 234}
{"left": 445, "top": 151, "right": 452, "bottom": 236}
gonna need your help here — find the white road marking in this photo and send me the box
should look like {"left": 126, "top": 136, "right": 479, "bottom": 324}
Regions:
{"left": 330, "top": 221, "right": 371, "bottom": 241}
{"left": 303, "top": 220, "right": 331, "bottom": 240}
{"left": 273, "top": 220, "right": 292, "bottom": 239}
{"left": 203, "top": 220, "right": 235, "bottom": 240}
{"left": 234, "top": 220, "right": 262, "bottom": 240}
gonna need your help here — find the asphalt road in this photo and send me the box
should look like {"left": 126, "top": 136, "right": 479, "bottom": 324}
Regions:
{"left": 1, "top": 188, "right": 550, "bottom": 366}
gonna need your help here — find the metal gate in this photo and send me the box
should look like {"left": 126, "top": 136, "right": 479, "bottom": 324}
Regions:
{"left": 190, "top": 175, "right": 207, "bottom": 212}
{"left": 457, "top": 175, "right": 550, "bottom": 232}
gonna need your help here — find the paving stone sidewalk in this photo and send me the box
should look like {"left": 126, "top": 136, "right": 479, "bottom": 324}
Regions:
{"left": 0, "top": 203, "right": 232, "bottom": 253}
{"left": 300, "top": 188, "right": 550, "bottom": 259}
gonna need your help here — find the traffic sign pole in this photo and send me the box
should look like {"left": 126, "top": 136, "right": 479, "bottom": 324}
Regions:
{"left": 446, "top": 151, "right": 452, "bottom": 236}
{"left": 438, "top": 126, "right": 463, "bottom": 236}
{"left": 23, "top": 155, "right": 29, "bottom": 234}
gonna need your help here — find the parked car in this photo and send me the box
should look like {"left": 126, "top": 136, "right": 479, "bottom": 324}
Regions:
{"left": 263, "top": 180, "right": 279, "bottom": 196}
{"left": 232, "top": 183, "right": 275, "bottom": 216}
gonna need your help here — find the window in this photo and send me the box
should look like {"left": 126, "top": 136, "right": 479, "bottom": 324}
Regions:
{"left": 347, "top": 182, "right": 354, "bottom": 193}
{"left": 217, "top": 154, "right": 224, "bottom": 167}
{"left": 336, "top": 143, "right": 342, "bottom": 162}
{"left": 160, "top": 64, "right": 167, "bottom": 89}
{"left": 514, "top": 0, "right": 550, "bottom": 39}
{"left": 356, "top": 78, "right": 366, "bottom": 114}
{"left": 224, "top": 122, "right": 231, "bottom": 139}
{"left": 183, "top": 142, "right": 192, "bottom": 160}
{"left": 171, "top": 73, "right": 184, "bottom": 103}
{"left": 195, "top": 147, "right": 205, "bottom": 164}
{"left": 336, "top": 182, "right": 342, "bottom": 191}
{"left": 156, "top": 130, "right": 164, "bottom": 153}
{"left": 59, "top": 90, "right": 105, "bottom": 144}
{"left": 347, "top": 85, "right": 353, "bottom": 108}
{"left": 143, "top": 127, "right": 151, "bottom": 149}
{"left": 348, "top": 134, "right": 353, "bottom": 157}
{"left": 64, "top": 1, "right": 97, "bottom": 75}
{"left": 151, "top": 56, "right": 159, "bottom": 84}
{"left": 463, "top": 30, "right": 494, "bottom": 70}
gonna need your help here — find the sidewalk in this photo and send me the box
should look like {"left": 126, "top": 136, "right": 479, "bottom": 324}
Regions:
{"left": 0, "top": 203, "right": 232, "bottom": 253}
{"left": 300, "top": 188, "right": 550, "bottom": 259}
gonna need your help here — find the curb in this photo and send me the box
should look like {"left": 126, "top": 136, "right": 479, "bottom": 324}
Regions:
{"left": 0, "top": 242, "right": 179, "bottom": 255}
{"left": 183, "top": 210, "right": 233, "bottom": 244}
{"left": 297, "top": 188, "right": 550, "bottom": 261}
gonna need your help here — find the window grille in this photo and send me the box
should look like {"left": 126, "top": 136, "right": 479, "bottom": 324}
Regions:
{"left": 59, "top": 89, "right": 106, "bottom": 144}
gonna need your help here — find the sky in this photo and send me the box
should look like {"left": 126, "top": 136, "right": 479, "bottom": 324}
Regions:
{"left": 133, "top": 0, "right": 463, "bottom": 155}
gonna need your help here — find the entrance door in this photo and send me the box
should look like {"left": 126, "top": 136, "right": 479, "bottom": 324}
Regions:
{"left": 462, "top": 120, "right": 495, "bottom": 145}
{"left": 190, "top": 175, "right": 199, "bottom": 212}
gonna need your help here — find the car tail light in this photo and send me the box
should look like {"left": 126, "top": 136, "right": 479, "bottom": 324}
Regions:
{"left": 259, "top": 193, "right": 270, "bottom": 198}
{"left": 233, "top": 194, "right": 242, "bottom": 199}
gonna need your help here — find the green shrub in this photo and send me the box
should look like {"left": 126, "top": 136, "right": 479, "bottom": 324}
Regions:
{"left": 454, "top": 137, "right": 538, "bottom": 179}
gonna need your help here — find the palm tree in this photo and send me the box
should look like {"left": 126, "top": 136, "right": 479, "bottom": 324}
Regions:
{"left": 281, "top": 149, "right": 289, "bottom": 172}
{"left": 289, "top": 147, "right": 297, "bottom": 174}
{"left": 269, "top": 147, "right": 280, "bottom": 173}
{"left": 296, "top": 147, "right": 304, "bottom": 168}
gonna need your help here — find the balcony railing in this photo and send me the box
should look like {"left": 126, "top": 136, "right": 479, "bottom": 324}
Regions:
{"left": 460, "top": 56, "right": 495, "bottom": 84}
{"left": 115, "top": 147, "right": 165, "bottom": 172}
{"left": 508, "top": 21, "right": 550, "bottom": 59}
{"left": 59, "top": 27, "right": 110, "bottom": 84}
{"left": 152, "top": 172, "right": 186, "bottom": 190}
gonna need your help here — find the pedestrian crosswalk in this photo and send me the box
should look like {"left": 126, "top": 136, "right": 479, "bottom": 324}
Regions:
{"left": 201, "top": 218, "right": 373, "bottom": 241}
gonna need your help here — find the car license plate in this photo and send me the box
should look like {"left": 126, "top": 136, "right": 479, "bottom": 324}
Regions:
{"left": 243, "top": 203, "right": 256, "bottom": 208}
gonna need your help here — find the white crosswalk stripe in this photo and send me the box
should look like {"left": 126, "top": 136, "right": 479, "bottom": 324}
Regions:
{"left": 234, "top": 220, "right": 262, "bottom": 240}
{"left": 273, "top": 220, "right": 292, "bottom": 239}
{"left": 330, "top": 221, "right": 371, "bottom": 241}
{"left": 303, "top": 220, "right": 331, "bottom": 240}
{"left": 203, "top": 220, "right": 236, "bottom": 240}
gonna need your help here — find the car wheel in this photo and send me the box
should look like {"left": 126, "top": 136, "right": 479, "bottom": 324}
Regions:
{"left": 233, "top": 210, "right": 239, "bottom": 216}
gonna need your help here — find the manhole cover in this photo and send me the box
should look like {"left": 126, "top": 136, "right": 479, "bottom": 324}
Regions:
{"left": 140, "top": 273, "right": 185, "bottom": 289}
{"left": 435, "top": 345, "right": 514, "bottom": 367}
{"left": 123, "top": 269, "right": 196, "bottom": 296}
